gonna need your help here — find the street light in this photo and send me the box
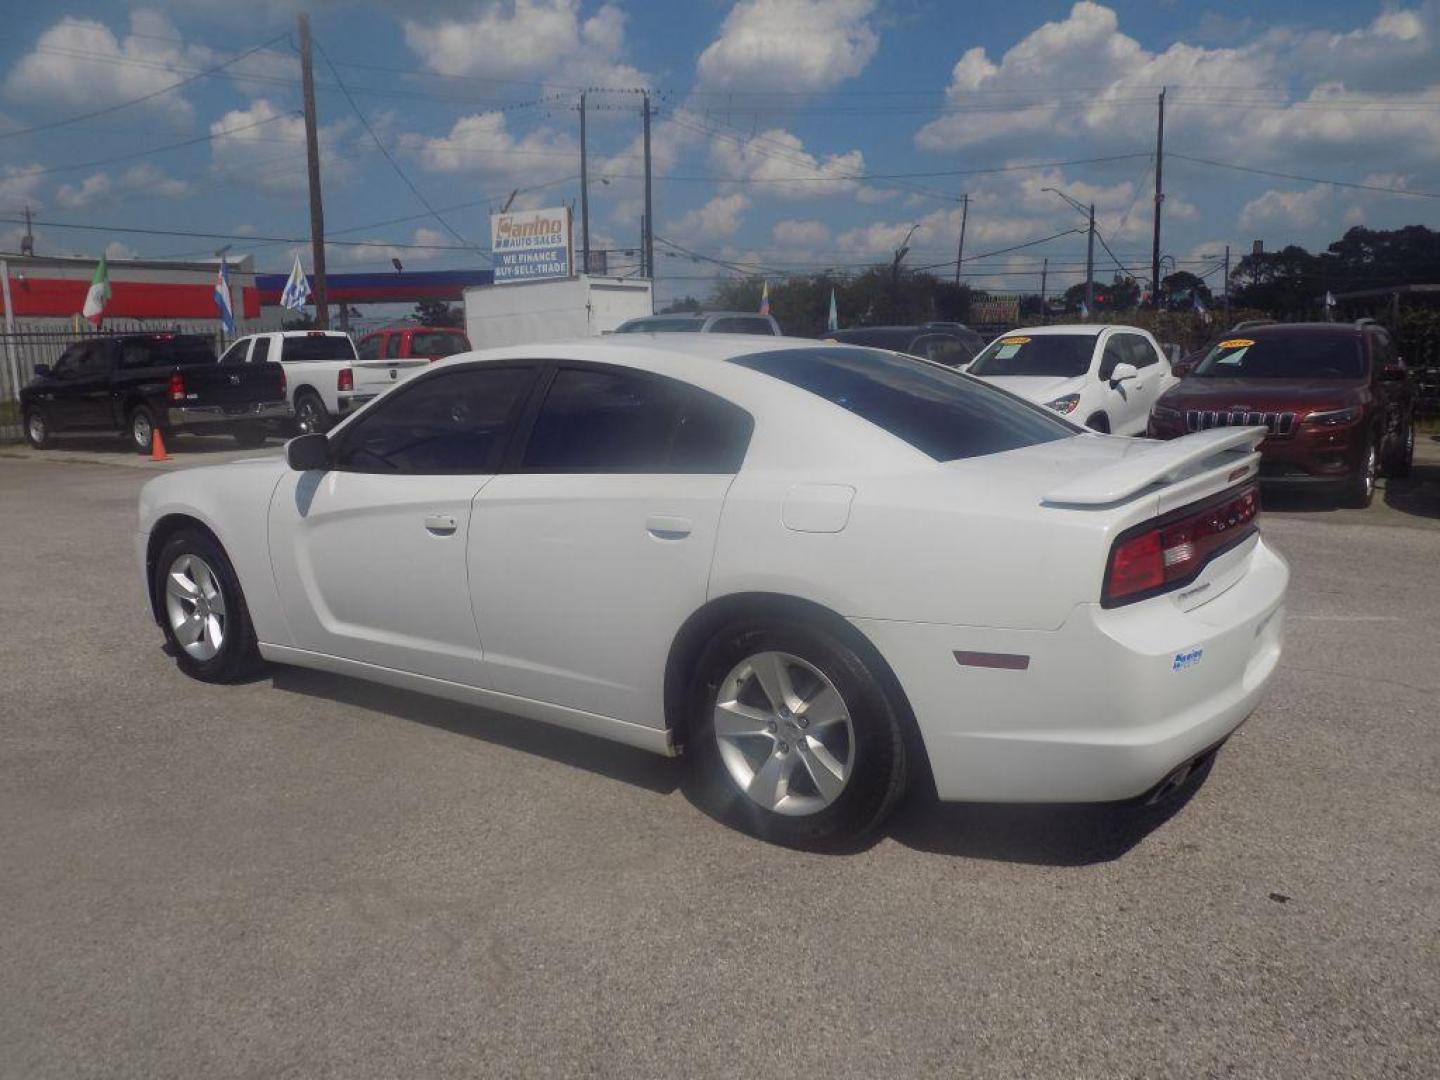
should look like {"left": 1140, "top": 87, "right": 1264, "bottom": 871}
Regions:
{"left": 1042, "top": 187, "right": 1095, "bottom": 314}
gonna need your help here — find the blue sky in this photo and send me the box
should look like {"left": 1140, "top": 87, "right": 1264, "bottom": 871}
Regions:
{"left": 2, "top": 0, "right": 1438, "bottom": 305}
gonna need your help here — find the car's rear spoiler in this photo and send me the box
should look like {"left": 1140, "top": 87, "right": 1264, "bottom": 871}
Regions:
{"left": 1043, "top": 427, "right": 1267, "bottom": 507}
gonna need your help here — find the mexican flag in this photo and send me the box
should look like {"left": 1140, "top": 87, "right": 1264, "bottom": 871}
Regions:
{"left": 82, "top": 255, "right": 111, "bottom": 326}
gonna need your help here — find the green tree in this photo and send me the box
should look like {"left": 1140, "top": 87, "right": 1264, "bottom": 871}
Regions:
{"left": 413, "top": 299, "right": 464, "bottom": 326}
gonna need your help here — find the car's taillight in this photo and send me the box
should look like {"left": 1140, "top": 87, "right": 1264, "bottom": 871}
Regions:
{"left": 337, "top": 368, "right": 353, "bottom": 392}
{"left": 168, "top": 372, "right": 185, "bottom": 402}
{"left": 1103, "top": 484, "right": 1259, "bottom": 607}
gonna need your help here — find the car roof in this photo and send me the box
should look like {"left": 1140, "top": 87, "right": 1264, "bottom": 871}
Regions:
{"left": 1243, "top": 322, "right": 1365, "bottom": 337}
{"left": 994, "top": 323, "right": 1146, "bottom": 338}
{"left": 265, "top": 329, "right": 351, "bottom": 337}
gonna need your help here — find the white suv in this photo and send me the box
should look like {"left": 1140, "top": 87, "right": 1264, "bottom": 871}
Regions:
{"left": 968, "top": 324, "right": 1178, "bottom": 436}
{"left": 222, "top": 330, "right": 428, "bottom": 434}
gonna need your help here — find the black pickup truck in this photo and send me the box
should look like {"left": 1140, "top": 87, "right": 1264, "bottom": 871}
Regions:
{"left": 20, "top": 333, "right": 290, "bottom": 453}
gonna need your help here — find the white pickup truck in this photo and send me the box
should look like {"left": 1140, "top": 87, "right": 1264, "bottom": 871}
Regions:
{"left": 220, "top": 330, "right": 429, "bottom": 434}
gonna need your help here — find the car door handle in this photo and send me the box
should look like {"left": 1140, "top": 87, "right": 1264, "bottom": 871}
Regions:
{"left": 646, "top": 515, "right": 692, "bottom": 540}
{"left": 423, "top": 513, "right": 458, "bottom": 536}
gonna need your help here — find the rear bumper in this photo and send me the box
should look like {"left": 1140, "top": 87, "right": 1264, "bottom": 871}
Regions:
{"left": 168, "top": 401, "right": 291, "bottom": 427}
{"left": 854, "top": 537, "right": 1289, "bottom": 803}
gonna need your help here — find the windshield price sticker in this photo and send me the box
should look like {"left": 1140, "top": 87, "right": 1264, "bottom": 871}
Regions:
{"left": 999, "top": 336, "right": 1031, "bottom": 346}
{"left": 1217, "top": 338, "right": 1254, "bottom": 350}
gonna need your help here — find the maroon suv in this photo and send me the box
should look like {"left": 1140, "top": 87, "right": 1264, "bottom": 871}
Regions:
{"left": 1147, "top": 321, "right": 1415, "bottom": 507}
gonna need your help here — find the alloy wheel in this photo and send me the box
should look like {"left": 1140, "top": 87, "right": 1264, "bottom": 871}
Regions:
{"left": 164, "top": 553, "right": 227, "bottom": 661}
{"left": 1364, "top": 445, "right": 1377, "bottom": 498}
{"left": 27, "top": 412, "right": 45, "bottom": 445}
{"left": 713, "top": 650, "right": 855, "bottom": 817}
{"left": 296, "top": 398, "right": 322, "bottom": 434}
{"left": 133, "top": 412, "right": 153, "bottom": 451}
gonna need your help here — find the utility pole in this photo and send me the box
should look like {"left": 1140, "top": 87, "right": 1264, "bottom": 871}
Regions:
{"left": 1086, "top": 203, "right": 1095, "bottom": 314}
{"left": 1039, "top": 257, "right": 1048, "bottom": 325}
{"left": 20, "top": 206, "right": 34, "bottom": 256}
{"left": 298, "top": 12, "right": 329, "bottom": 328}
{"left": 1223, "top": 244, "right": 1231, "bottom": 324}
{"left": 641, "top": 92, "right": 654, "bottom": 280}
{"left": 953, "top": 193, "right": 968, "bottom": 287}
{"left": 1151, "top": 87, "right": 1166, "bottom": 309}
{"left": 579, "top": 92, "right": 590, "bottom": 276}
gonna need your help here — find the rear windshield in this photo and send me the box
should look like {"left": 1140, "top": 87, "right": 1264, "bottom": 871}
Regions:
{"left": 1191, "top": 333, "right": 1366, "bottom": 379}
{"left": 410, "top": 331, "right": 468, "bottom": 357}
{"left": 729, "top": 346, "right": 1074, "bottom": 462}
{"left": 120, "top": 337, "right": 216, "bottom": 368}
{"left": 830, "top": 328, "right": 912, "bottom": 350}
{"left": 281, "top": 335, "right": 357, "bottom": 362}
{"left": 969, "top": 334, "right": 1094, "bottom": 378}
{"left": 616, "top": 318, "right": 703, "bottom": 333}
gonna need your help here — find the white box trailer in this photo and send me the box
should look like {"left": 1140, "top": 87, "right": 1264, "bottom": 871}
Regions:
{"left": 462, "top": 276, "right": 653, "bottom": 349}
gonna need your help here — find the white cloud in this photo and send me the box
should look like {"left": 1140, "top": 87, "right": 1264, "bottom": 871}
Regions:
{"left": 120, "top": 163, "right": 191, "bottom": 199}
{"left": 55, "top": 173, "right": 113, "bottom": 210}
{"left": 697, "top": 0, "right": 878, "bottom": 92}
{"left": 836, "top": 204, "right": 1051, "bottom": 260}
{"left": 772, "top": 219, "right": 830, "bottom": 248}
{"left": 53, "top": 163, "right": 192, "bottom": 210}
{"left": 708, "top": 125, "right": 868, "bottom": 199}
{"left": 331, "top": 227, "right": 450, "bottom": 267}
{"left": 1239, "top": 186, "right": 1332, "bottom": 233}
{"left": 0, "top": 164, "right": 46, "bottom": 209}
{"left": 408, "top": 112, "right": 577, "bottom": 187}
{"left": 210, "top": 99, "right": 352, "bottom": 193}
{"left": 104, "top": 241, "right": 137, "bottom": 260}
{"left": 3, "top": 11, "right": 204, "bottom": 124}
{"left": 403, "top": 0, "right": 646, "bottom": 88}
{"left": 672, "top": 193, "right": 751, "bottom": 239}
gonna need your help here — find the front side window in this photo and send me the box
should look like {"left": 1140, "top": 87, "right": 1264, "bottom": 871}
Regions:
{"left": 522, "top": 366, "right": 752, "bottom": 473}
{"left": 218, "top": 340, "right": 248, "bottom": 365}
{"left": 333, "top": 365, "right": 537, "bottom": 474}
{"left": 1121, "top": 334, "right": 1160, "bottom": 368}
{"left": 970, "top": 334, "right": 1095, "bottom": 378}
{"left": 49, "top": 345, "right": 83, "bottom": 380}
{"left": 1192, "top": 333, "right": 1366, "bottom": 380}
{"left": 730, "top": 346, "right": 1073, "bottom": 462}
{"left": 251, "top": 337, "right": 271, "bottom": 364}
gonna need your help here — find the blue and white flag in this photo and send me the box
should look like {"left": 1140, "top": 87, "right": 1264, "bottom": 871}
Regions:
{"left": 1079, "top": 299, "right": 1090, "bottom": 318}
{"left": 280, "top": 253, "right": 311, "bottom": 312}
{"left": 826, "top": 288, "right": 839, "bottom": 333}
{"left": 213, "top": 256, "right": 235, "bottom": 334}
{"left": 1193, "top": 292, "right": 1210, "bottom": 323}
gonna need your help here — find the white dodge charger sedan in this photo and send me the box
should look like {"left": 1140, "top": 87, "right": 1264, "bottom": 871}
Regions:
{"left": 137, "top": 336, "right": 1288, "bottom": 846}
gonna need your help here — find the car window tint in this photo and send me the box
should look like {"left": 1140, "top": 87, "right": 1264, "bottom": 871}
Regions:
{"left": 251, "top": 337, "right": 271, "bottom": 364}
{"left": 356, "top": 335, "right": 382, "bottom": 361}
{"left": 218, "top": 340, "right": 248, "bottom": 364}
{"left": 385, "top": 334, "right": 404, "bottom": 358}
{"left": 334, "top": 366, "right": 536, "bottom": 474}
{"left": 411, "top": 331, "right": 467, "bottom": 357}
{"left": 1098, "top": 338, "right": 1127, "bottom": 380}
{"left": 50, "top": 345, "right": 82, "bottom": 379}
{"left": 1122, "top": 334, "right": 1160, "bottom": 368}
{"left": 730, "top": 346, "right": 1072, "bottom": 462}
{"left": 522, "top": 366, "right": 752, "bottom": 473}
{"left": 710, "top": 317, "right": 775, "bottom": 335}
{"left": 915, "top": 334, "right": 973, "bottom": 367}
{"left": 283, "top": 335, "right": 355, "bottom": 362}
{"left": 971, "top": 334, "right": 1094, "bottom": 378}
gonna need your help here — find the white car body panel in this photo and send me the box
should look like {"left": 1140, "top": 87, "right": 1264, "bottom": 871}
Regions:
{"left": 974, "top": 324, "right": 1179, "bottom": 436}
{"left": 138, "top": 335, "right": 1288, "bottom": 803}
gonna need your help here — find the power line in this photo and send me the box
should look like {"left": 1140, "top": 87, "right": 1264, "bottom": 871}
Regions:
{"left": 0, "top": 216, "right": 476, "bottom": 252}
{"left": 0, "top": 35, "right": 289, "bottom": 141}
{"left": 1170, "top": 153, "right": 1440, "bottom": 199}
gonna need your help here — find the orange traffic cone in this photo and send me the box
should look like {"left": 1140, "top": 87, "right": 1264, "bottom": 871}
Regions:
{"left": 150, "top": 428, "right": 169, "bottom": 462}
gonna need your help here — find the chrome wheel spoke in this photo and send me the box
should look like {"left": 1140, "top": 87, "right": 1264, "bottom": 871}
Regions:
{"left": 167, "top": 570, "right": 199, "bottom": 602}
{"left": 175, "top": 612, "right": 204, "bottom": 645}
{"left": 747, "top": 749, "right": 793, "bottom": 810}
{"left": 164, "top": 553, "right": 226, "bottom": 661}
{"left": 750, "top": 652, "right": 800, "bottom": 714}
{"left": 714, "top": 700, "right": 774, "bottom": 739}
{"left": 204, "top": 614, "right": 224, "bottom": 650}
{"left": 798, "top": 684, "right": 848, "bottom": 730}
{"left": 796, "top": 738, "right": 846, "bottom": 802}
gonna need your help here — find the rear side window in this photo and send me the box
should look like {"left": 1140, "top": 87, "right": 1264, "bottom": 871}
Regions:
{"left": 709, "top": 316, "right": 776, "bottom": 335}
{"left": 282, "top": 335, "right": 355, "bottom": 362}
{"left": 334, "top": 366, "right": 537, "bottom": 474}
{"left": 411, "top": 331, "right": 468, "bottom": 357}
{"left": 730, "top": 346, "right": 1072, "bottom": 462}
{"left": 522, "top": 366, "right": 752, "bottom": 473}
{"left": 617, "top": 318, "right": 702, "bottom": 334}
{"left": 912, "top": 334, "right": 973, "bottom": 367}
{"left": 251, "top": 337, "right": 271, "bottom": 363}
{"left": 385, "top": 334, "right": 404, "bottom": 358}
{"left": 356, "top": 335, "right": 382, "bottom": 361}
{"left": 120, "top": 336, "right": 215, "bottom": 369}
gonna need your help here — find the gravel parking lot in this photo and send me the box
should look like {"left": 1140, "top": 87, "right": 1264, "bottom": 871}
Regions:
{"left": 2, "top": 441, "right": 1438, "bottom": 1079}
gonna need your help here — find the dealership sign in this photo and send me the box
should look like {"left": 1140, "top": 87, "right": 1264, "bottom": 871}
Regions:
{"left": 491, "top": 207, "right": 572, "bottom": 284}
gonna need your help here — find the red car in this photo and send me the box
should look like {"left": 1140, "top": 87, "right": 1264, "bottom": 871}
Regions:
{"left": 356, "top": 325, "right": 471, "bottom": 364}
{"left": 1147, "top": 321, "right": 1415, "bottom": 507}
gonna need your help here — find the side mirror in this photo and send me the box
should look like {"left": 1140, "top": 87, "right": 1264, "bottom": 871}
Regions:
{"left": 1108, "top": 362, "right": 1139, "bottom": 384}
{"left": 33, "top": 363, "right": 51, "bottom": 378}
{"left": 286, "top": 433, "right": 331, "bottom": 471}
{"left": 1171, "top": 360, "right": 1193, "bottom": 378}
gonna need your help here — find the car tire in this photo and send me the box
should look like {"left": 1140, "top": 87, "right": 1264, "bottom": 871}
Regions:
{"left": 1384, "top": 419, "right": 1414, "bottom": 478}
{"left": 294, "top": 391, "right": 329, "bottom": 435}
{"left": 686, "top": 618, "right": 907, "bottom": 849}
{"left": 152, "top": 529, "right": 263, "bottom": 683}
{"left": 232, "top": 424, "right": 269, "bottom": 448}
{"left": 22, "top": 407, "right": 51, "bottom": 449}
{"left": 1342, "top": 439, "right": 1378, "bottom": 508}
{"left": 127, "top": 405, "right": 159, "bottom": 455}
{"left": 1085, "top": 412, "right": 1110, "bottom": 433}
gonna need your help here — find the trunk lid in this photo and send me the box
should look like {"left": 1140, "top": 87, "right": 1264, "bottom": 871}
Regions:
{"left": 353, "top": 357, "right": 429, "bottom": 396}
{"left": 186, "top": 359, "right": 286, "bottom": 407}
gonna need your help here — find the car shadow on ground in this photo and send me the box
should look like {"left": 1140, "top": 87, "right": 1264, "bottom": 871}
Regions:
{"left": 267, "top": 666, "right": 681, "bottom": 796}
{"left": 28, "top": 432, "right": 284, "bottom": 455}
{"left": 1258, "top": 459, "right": 1440, "bottom": 520}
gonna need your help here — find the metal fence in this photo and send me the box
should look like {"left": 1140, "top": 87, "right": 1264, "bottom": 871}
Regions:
{"left": 0, "top": 320, "right": 230, "bottom": 442}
